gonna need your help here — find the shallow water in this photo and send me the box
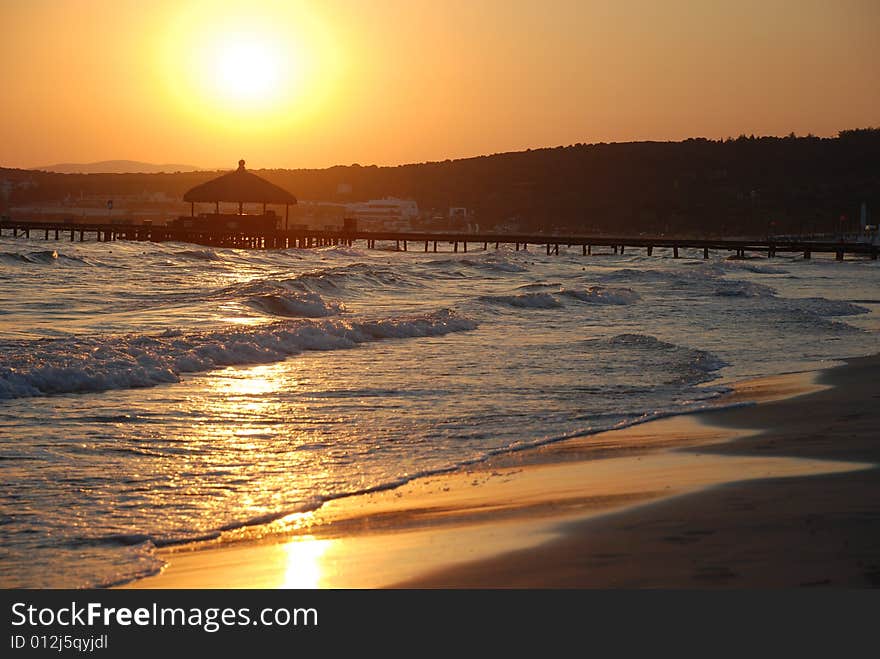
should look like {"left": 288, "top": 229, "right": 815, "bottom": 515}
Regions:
{"left": 1, "top": 237, "right": 878, "bottom": 587}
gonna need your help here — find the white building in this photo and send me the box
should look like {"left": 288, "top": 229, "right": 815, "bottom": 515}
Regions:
{"left": 345, "top": 197, "right": 419, "bottom": 230}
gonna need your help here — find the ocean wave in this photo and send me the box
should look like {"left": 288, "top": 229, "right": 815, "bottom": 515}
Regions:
{"left": 787, "top": 297, "right": 869, "bottom": 317}
{"left": 479, "top": 292, "right": 562, "bottom": 308}
{"left": 216, "top": 263, "right": 419, "bottom": 305}
{"left": 0, "top": 249, "right": 91, "bottom": 266}
{"left": 515, "top": 281, "right": 562, "bottom": 290}
{"left": 596, "top": 267, "right": 690, "bottom": 285}
{"left": 245, "top": 291, "right": 344, "bottom": 318}
{"left": 598, "top": 333, "right": 728, "bottom": 385}
{"left": 293, "top": 263, "right": 419, "bottom": 291}
{"left": 427, "top": 256, "right": 529, "bottom": 273}
{"left": 0, "top": 310, "right": 477, "bottom": 399}
{"left": 561, "top": 286, "right": 641, "bottom": 305}
{"left": 713, "top": 281, "right": 777, "bottom": 297}
{"left": 175, "top": 248, "right": 223, "bottom": 261}
{"left": 316, "top": 245, "right": 368, "bottom": 258}
{"left": 721, "top": 261, "right": 789, "bottom": 275}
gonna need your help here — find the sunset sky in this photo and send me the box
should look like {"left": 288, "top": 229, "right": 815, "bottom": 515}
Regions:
{"left": 1, "top": 0, "right": 878, "bottom": 170}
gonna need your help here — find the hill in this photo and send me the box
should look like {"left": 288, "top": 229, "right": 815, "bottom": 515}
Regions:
{"left": 32, "top": 160, "right": 201, "bottom": 174}
{"left": 5, "top": 129, "right": 879, "bottom": 236}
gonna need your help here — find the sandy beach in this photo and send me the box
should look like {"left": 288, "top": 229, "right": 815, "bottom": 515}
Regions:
{"left": 125, "top": 355, "right": 880, "bottom": 589}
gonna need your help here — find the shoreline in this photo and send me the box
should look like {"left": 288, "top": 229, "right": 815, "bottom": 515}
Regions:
{"left": 125, "top": 356, "right": 879, "bottom": 588}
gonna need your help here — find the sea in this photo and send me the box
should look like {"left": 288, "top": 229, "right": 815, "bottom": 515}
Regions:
{"left": 1, "top": 237, "right": 878, "bottom": 587}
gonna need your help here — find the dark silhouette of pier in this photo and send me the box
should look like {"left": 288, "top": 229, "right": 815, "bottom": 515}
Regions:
{"left": 1, "top": 218, "right": 877, "bottom": 261}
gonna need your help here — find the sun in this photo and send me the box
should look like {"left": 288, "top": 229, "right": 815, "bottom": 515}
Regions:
{"left": 158, "top": 1, "right": 345, "bottom": 130}
{"left": 215, "top": 39, "right": 282, "bottom": 100}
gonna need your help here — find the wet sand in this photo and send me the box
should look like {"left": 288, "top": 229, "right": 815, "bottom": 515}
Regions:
{"left": 403, "top": 356, "right": 880, "bottom": 587}
{"left": 126, "top": 357, "right": 880, "bottom": 589}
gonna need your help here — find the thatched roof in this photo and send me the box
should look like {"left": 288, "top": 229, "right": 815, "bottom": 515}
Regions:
{"left": 183, "top": 160, "right": 297, "bottom": 204}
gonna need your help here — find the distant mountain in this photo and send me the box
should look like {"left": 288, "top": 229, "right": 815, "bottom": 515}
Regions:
{"left": 33, "top": 160, "right": 202, "bottom": 174}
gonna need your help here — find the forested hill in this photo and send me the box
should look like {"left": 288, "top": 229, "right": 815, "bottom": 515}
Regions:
{"left": 3, "top": 129, "right": 878, "bottom": 236}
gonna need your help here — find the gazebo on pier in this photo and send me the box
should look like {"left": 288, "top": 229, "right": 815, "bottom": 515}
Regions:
{"left": 179, "top": 160, "right": 297, "bottom": 231}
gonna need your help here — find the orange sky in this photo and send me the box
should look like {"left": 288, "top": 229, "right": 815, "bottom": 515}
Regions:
{"left": 1, "top": 0, "right": 878, "bottom": 170}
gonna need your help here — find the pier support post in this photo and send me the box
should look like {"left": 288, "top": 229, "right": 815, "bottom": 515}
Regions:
{"left": 463, "top": 241, "right": 467, "bottom": 252}
{"left": 403, "top": 240, "right": 407, "bottom": 251}
{"left": 433, "top": 241, "right": 437, "bottom": 252}
{"left": 454, "top": 242, "right": 458, "bottom": 252}
{"left": 554, "top": 244, "right": 559, "bottom": 255}
{"left": 836, "top": 249, "right": 844, "bottom": 261}
{"left": 673, "top": 246, "right": 679, "bottom": 258}
{"left": 425, "top": 241, "right": 428, "bottom": 252}
{"left": 546, "top": 244, "right": 551, "bottom": 255}
{"left": 703, "top": 247, "right": 709, "bottom": 259}
{"left": 582, "top": 244, "right": 587, "bottom": 256}
{"left": 647, "top": 246, "right": 653, "bottom": 256}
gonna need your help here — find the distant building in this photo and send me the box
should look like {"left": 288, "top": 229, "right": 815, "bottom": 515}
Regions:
{"left": 345, "top": 197, "right": 419, "bottom": 230}
{"left": 290, "top": 201, "right": 347, "bottom": 230}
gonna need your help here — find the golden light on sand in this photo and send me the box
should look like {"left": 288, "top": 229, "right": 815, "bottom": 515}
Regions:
{"left": 280, "top": 536, "right": 331, "bottom": 589}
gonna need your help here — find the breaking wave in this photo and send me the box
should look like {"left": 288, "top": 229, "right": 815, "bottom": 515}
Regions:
{"left": 0, "top": 250, "right": 91, "bottom": 266}
{"left": 245, "top": 291, "right": 344, "bottom": 318}
{"left": 0, "top": 310, "right": 477, "bottom": 399}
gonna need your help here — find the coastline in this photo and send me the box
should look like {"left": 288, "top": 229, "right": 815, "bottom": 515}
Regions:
{"left": 125, "top": 357, "right": 879, "bottom": 589}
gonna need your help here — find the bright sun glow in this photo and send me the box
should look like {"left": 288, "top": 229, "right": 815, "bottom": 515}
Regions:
{"left": 215, "top": 39, "right": 282, "bottom": 100}
{"left": 158, "top": 1, "right": 343, "bottom": 132}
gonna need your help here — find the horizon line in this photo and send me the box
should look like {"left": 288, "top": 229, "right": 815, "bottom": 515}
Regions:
{"left": 8, "top": 126, "right": 877, "bottom": 174}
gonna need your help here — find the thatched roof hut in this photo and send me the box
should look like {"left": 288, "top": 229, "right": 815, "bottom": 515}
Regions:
{"left": 184, "top": 160, "right": 296, "bottom": 205}
{"left": 183, "top": 160, "right": 296, "bottom": 226}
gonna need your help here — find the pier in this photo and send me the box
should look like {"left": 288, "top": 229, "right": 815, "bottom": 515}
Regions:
{"left": 1, "top": 218, "right": 877, "bottom": 260}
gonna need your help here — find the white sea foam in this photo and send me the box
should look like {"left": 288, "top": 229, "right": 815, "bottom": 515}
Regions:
{"left": 0, "top": 310, "right": 477, "bottom": 399}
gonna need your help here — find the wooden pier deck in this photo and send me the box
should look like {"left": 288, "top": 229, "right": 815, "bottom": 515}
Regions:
{"left": 1, "top": 218, "right": 877, "bottom": 260}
